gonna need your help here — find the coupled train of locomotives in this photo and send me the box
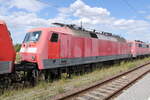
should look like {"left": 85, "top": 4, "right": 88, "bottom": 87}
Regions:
{"left": 19, "top": 23, "right": 150, "bottom": 79}
{"left": 1, "top": 20, "right": 150, "bottom": 83}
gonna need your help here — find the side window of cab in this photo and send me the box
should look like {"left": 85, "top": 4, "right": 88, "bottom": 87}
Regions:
{"left": 138, "top": 44, "right": 142, "bottom": 48}
{"left": 50, "top": 33, "right": 59, "bottom": 42}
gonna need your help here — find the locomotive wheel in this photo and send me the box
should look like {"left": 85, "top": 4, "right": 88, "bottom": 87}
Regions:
{"left": 44, "top": 70, "right": 52, "bottom": 82}
{"left": 0, "top": 79, "right": 4, "bottom": 95}
{"left": 31, "top": 69, "right": 39, "bottom": 86}
{"left": 0, "top": 74, "right": 12, "bottom": 94}
{"left": 38, "top": 71, "right": 46, "bottom": 81}
{"left": 26, "top": 69, "right": 39, "bottom": 86}
{"left": 67, "top": 67, "right": 72, "bottom": 78}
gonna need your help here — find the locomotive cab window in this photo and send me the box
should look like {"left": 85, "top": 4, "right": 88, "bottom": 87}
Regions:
{"left": 147, "top": 45, "right": 149, "bottom": 48}
{"left": 50, "top": 33, "right": 59, "bottom": 42}
{"left": 138, "top": 44, "right": 142, "bottom": 48}
{"left": 23, "top": 31, "right": 41, "bottom": 43}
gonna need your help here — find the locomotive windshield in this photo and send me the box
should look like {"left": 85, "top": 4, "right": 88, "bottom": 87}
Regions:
{"left": 23, "top": 31, "right": 41, "bottom": 43}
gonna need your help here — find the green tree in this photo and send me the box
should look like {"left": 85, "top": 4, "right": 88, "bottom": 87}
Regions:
{"left": 14, "top": 44, "right": 21, "bottom": 52}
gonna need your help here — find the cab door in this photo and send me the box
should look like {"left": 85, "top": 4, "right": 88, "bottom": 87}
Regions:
{"left": 48, "top": 32, "right": 60, "bottom": 59}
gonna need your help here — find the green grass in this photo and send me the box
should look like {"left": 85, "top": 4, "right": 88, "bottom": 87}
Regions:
{"left": 1, "top": 57, "right": 150, "bottom": 100}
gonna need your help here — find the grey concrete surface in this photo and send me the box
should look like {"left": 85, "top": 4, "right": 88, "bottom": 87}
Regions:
{"left": 115, "top": 73, "right": 150, "bottom": 100}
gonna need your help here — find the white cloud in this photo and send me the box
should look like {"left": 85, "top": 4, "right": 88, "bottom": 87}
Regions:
{"left": 145, "top": 15, "right": 150, "bottom": 20}
{"left": 0, "top": 11, "right": 50, "bottom": 30}
{"left": 0, "top": 0, "right": 150, "bottom": 43}
{"left": 0, "top": 0, "right": 48, "bottom": 43}
{"left": 138, "top": 10, "right": 147, "bottom": 14}
{"left": 0, "top": 0, "right": 46, "bottom": 12}
{"left": 58, "top": 0, "right": 111, "bottom": 24}
{"left": 70, "top": 0, "right": 110, "bottom": 17}
{"left": 10, "top": 0, "right": 46, "bottom": 12}
{"left": 0, "top": 11, "right": 50, "bottom": 43}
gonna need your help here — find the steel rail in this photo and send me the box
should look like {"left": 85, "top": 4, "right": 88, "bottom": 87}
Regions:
{"left": 53, "top": 61, "right": 150, "bottom": 100}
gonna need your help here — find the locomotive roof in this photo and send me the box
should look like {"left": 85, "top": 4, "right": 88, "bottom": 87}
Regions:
{"left": 52, "top": 23, "right": 126, "bottom": 42}
{"left": 29, "top": 24, "right": 126, "bottom": 43}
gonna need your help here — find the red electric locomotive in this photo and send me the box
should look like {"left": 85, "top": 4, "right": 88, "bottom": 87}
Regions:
{"left": 19, "top": 23, "right": 131, "bottom": 79}
{"left": 0, "top": 20, "right": 16, "bottom": 74}
{"left": 129, "top": 40, "right": 150, "bottom": 57}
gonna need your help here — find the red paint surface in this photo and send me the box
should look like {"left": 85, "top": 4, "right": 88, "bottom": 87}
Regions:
{"left": 0, "top": 21, "right": 16, "bottom": 62}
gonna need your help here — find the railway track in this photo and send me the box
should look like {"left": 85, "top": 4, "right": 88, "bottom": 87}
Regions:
{"left": 53, "top": 62, "right": 150, "bottom": 100}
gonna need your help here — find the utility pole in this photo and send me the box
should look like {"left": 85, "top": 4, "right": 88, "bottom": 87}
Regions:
{"left": 80, "top": 20, "right": 82, "bottom": 29}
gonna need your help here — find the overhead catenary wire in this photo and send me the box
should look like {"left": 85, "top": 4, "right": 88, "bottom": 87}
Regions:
{"left": 121, "top": 0, "right": 137, "bottom": 13}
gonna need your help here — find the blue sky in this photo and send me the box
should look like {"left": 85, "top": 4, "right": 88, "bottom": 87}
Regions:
{"left": 0, "top": 0, "right": 150, "bottom": 43}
